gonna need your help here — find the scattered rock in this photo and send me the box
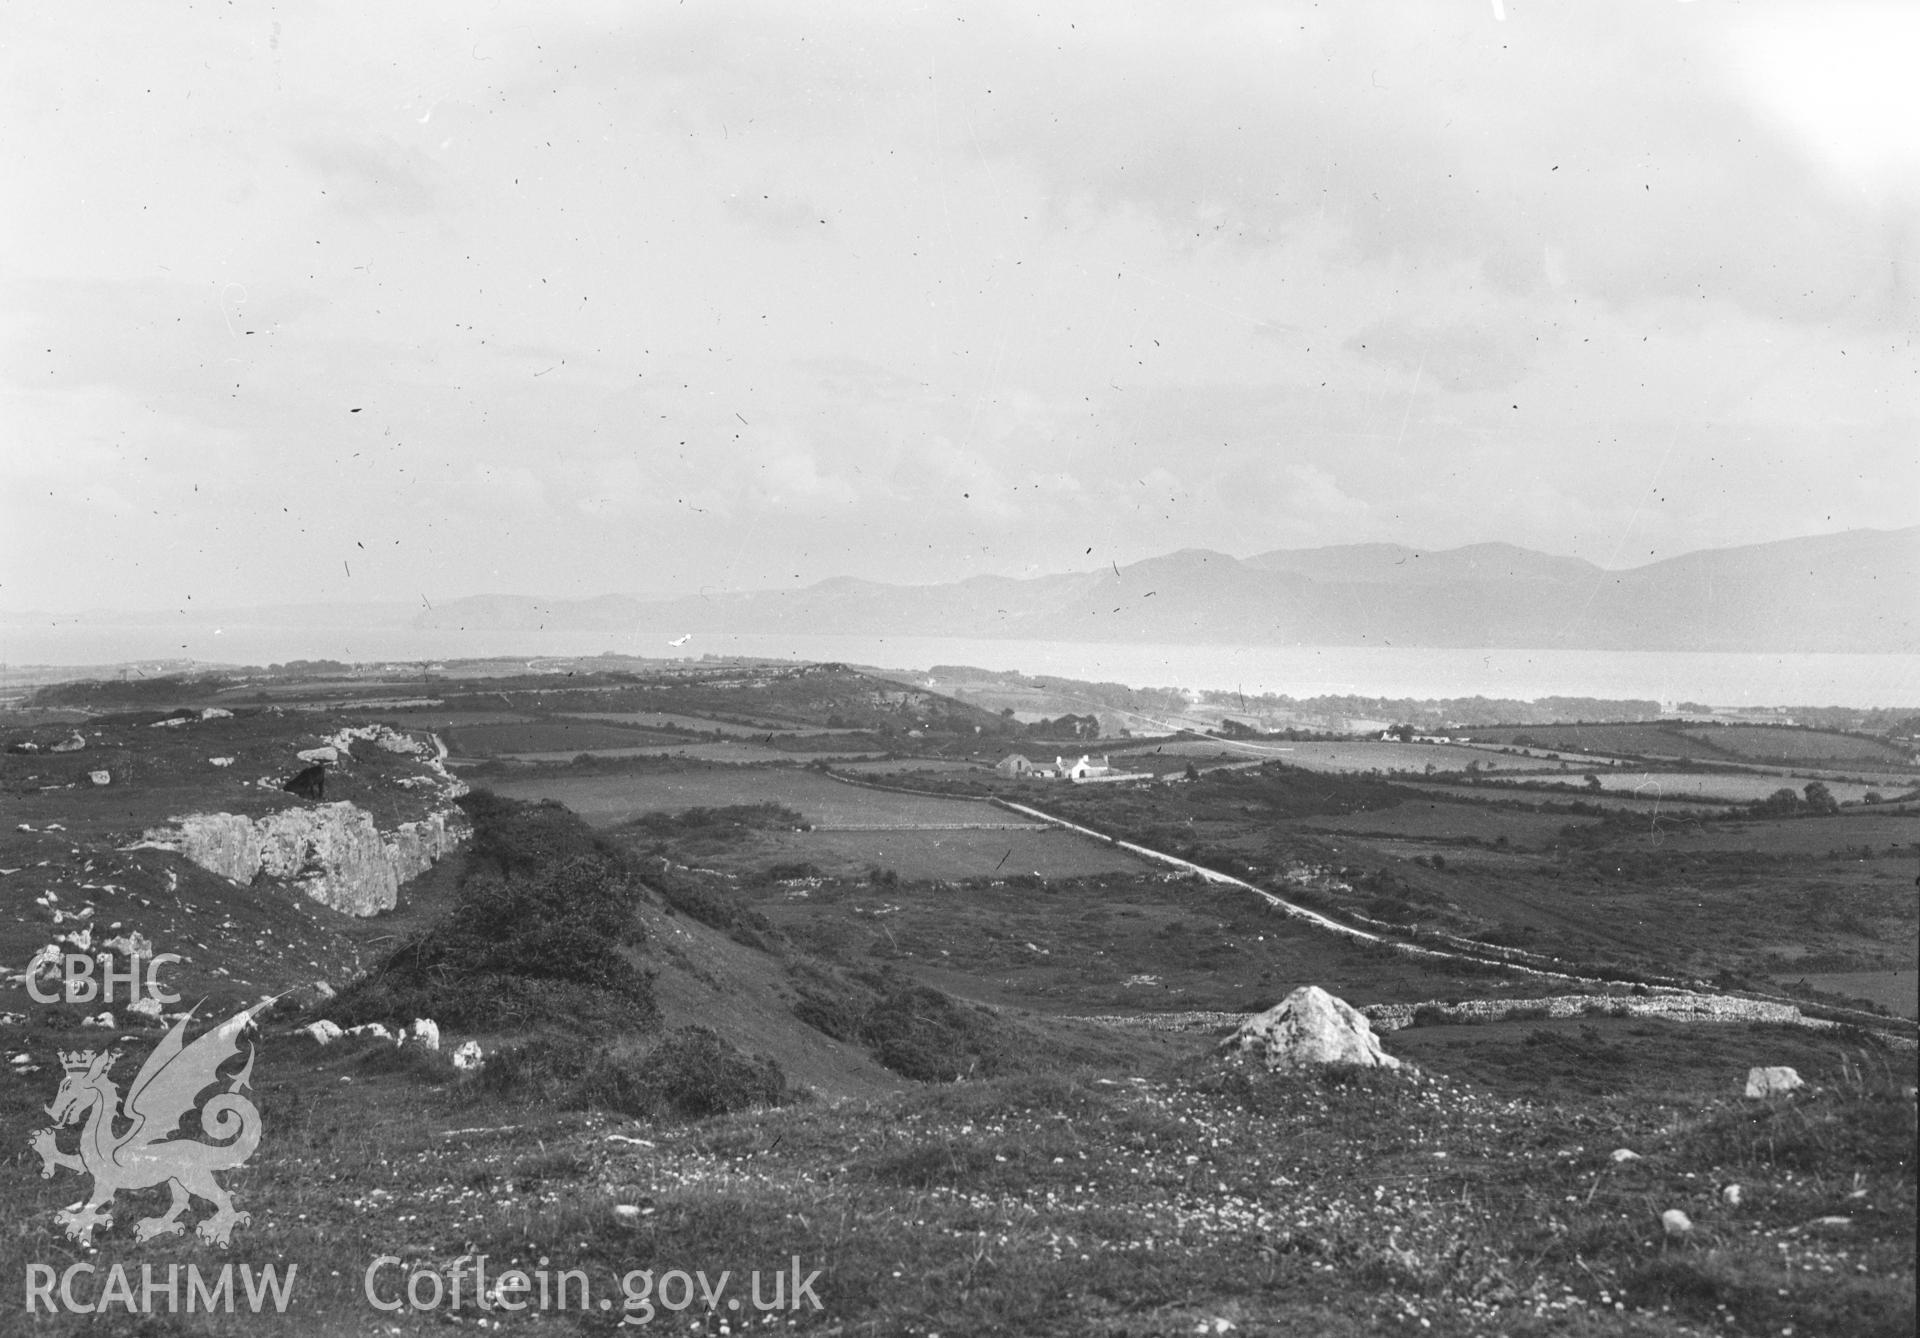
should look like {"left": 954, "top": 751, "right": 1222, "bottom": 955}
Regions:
{"left": 1745, "top": 1066, "right": 1805, "bottom": 1098}
{"left": 347, "top": 1022, "right": 398, "bottom": 1043}
{"left": 301, "top": 1020, "right": 345, "bottom": 1045}
{"left": 51, "top": 733, "right": 88, "bottom": 753}
{"left": 296, "top": 745, "right": 340, "bottom": 764}
{"left": 612, "top": 1204, "right": 645, "bottom": 1225}
{"left": 1219, "top": 985, "right": 1402, "bottom": 1071}
{"left": 410, "top": 1018, "right": 441, "bottom": 1051}
{"left": 88, "top": 770, "right": 111, "bottom": 786}
{"left": 1660, "top": 1209, "right": 1692, "bottom": 1238}
{"left": 82, "top": 1012, "right": 115, "bottom": 1029}
{"left": 128, "top": 997, "right": 165, "bottom": 1022}
{"left": 104, "top": 930, "right": 154, "bottom": 958}
{"left": 209, "top": 756, "right": 235, "bottom": 767}
{"left": 451, "top": 1040, "right": 484, "bottom": 1071}
{"left": 1722, "top": 1184, "right": 1742, "bottom": 1207}
{"left": 200, "top": 708, "right": 233, "bottom": 720}
{"left": 1610, "top": 1148, "right": 1642, "bottom": 1163}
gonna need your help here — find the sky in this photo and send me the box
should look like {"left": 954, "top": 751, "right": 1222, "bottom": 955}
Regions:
{"left": 3, "top": 0, "right": 1917, "bottom": 613}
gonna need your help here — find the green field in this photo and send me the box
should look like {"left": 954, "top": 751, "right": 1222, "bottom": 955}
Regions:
{"left": 504, "top": 740, "right": 813, "bottom": 764}
{"left": 491, "top": 766, "right": 1037, "bottom": 829}
{"left": 562, "top": 710, "right": 806, "bottom": 736}
{"left": 443, "top": 718, "right": 683, "bottom": 754}
{"left": 1469, "top": 719, "right": 1916, "bottom": 768}
{"left": 1290, "top": 798, "right": 1599, "bottom": 848}
{"left": 1112, "top": 737, "right": 1559, "bottom": 774}
{"left": 1521, "top": 770, "right": 1889, "bottom": 804}
{"left": 750, "top": 826, "right": 1153, "bottom": 882}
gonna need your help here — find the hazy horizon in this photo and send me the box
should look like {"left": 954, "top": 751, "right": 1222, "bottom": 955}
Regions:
{"left": 3, "top": 522, "right": 1913, "bottom": 619}
{"left": 5, "top": 2, "right": 1917, "bottom": 616}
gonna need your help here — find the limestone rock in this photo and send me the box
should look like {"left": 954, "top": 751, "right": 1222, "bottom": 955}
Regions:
{"left": 1220, "top": 985, "right": 1402, "bottom": 1071}
{"left": 296, "top": 746, "right": 340, "bottom": 764}
{"left": 88, "top": 770, "right": 111, "bottom": 786}
{"left": 1745, "top": 1066, "right": 1805, "bottom": 1098}
{"left": 51, "top": 733, "right": 87, "bottom": 753}
{"left": 301, "top": 1020, "right": 344, "bottom": 1045}
{"left": 452, "top": 1040, "right": 484, "bottom": 1071}
{"left": 140, "top": 801, "right": 464, "bottom": 916}
{"left": 409, "top": 1018, "right": 441, "bottom": 1051}
{"left": 1661, "top": 1209, "right": 1692, "bottom": 1238}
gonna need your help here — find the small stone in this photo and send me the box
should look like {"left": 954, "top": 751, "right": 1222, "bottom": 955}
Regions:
{"left": 1745, "top": 1066, "right": 1804, "bottom": 1098}
{"left": 1722, "top": 1184, "right": 1742, "bottom": 1207}
{"left": 1661, "top": 1209, "right": 1692, "bottom": 1237}
{"left": 301, "top": 1020, "right": 344, "bottom": 1045}
{"left": 452, "top": 1040, "right": 484, "bottom": 1071}
{"left": 1610, "top": 1148, "right": 1642, "bottom": 1163}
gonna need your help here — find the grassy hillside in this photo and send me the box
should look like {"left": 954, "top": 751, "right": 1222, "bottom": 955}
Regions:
{"left": 2, "top": 669, "right": 1913, "bottom": 1335}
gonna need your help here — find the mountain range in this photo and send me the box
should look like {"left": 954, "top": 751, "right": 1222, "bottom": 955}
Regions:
{"left": 413, "top": 526, "right": 1919, "bottom": 654}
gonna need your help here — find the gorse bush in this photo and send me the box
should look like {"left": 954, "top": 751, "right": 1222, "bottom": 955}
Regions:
{"left": 473, "top": 1026, "right": 786, "bottom": 1121}
{"left": 624, "top": 803, "right": 806, "bottom": 840}
{"left": 788, "top": 966, "right": 1009, "bottom": 1082}
{"left": 330, "top": 791, "right": 657, "bottom": 1032}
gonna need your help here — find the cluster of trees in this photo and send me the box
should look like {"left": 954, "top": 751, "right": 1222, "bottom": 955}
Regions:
{"left": 1752, "top": 782, "right": 1842, "bottom": 817}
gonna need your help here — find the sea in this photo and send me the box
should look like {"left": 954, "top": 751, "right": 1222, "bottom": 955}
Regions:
{"left": 4, "top": 618, "right": 1916, "bottom": 707}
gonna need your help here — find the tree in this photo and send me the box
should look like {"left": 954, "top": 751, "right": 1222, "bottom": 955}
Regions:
{"left": 1802, "top": 781, "right": 1840, "bottom": 815}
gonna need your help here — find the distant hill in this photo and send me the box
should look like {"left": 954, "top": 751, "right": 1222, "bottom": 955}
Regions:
{"left": 413, "top": 526, "right": 1919, "bottom": 653}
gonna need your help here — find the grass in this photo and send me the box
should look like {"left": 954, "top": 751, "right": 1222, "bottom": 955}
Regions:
{"left": 5, "top": 673, "right": 1913, "bottom": 1335}
{"left": 491, "top": 765, "right": 1037, "bottom": 829}
{"left": 7, "top": 1025, "right": 1908, "bottom": 1335}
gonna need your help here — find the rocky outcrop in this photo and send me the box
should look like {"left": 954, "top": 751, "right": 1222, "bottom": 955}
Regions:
{"left": 1219, "top": 985, "right": 1402, "bottom": 1071}
{"left": 139, "top": 800, "right": 468, "bottom": 917}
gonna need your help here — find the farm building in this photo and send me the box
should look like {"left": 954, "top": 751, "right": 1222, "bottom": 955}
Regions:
{"left": 995, "top": 753, "right": 1036, "bottom": 777}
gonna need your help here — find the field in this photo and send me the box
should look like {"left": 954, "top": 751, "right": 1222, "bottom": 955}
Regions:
{"left": 1112, "top": 737, "right": 1559, "bottom": 774}
{"left": 748, "top": 826, "right": 1153, "bottom": 882}
{"left": 441, "top": 718, "right": 683, "bottom": 755}
{"left": 1287, "top": 798, "right": 1599, "bottom": 848}
{"left": 1611, "top": 813, "right": 1920, "bottom": 855}
{"left": 490, "top": 766, "right": 1040, "bottom": 829}
{"left": 562, "top": 710, "right": 806, "bottom": 737}
{"left": 503, "top": 740, "right": 814, "bottom": 764}
{"left": 1517, "top": 771, "right": 1889, "bottom": 804}
{"left": 1676, "top": 723, "right": 1916, "bottom": 765}
{"left": 1468, "top": 720, "right": 1917, "bottom": 768}
{"left": 1774, "top": 970, "right": 1920, "bottom": 1019}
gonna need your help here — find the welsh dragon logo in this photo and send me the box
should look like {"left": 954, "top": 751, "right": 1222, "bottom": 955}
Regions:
{"left": 29, "top": 999, "right": 270, "bottom": 1247}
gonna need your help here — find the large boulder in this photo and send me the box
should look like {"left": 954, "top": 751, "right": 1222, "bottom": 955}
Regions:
{"left": 1221, "top": 985, "right": 1402, "bottom": 1071}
